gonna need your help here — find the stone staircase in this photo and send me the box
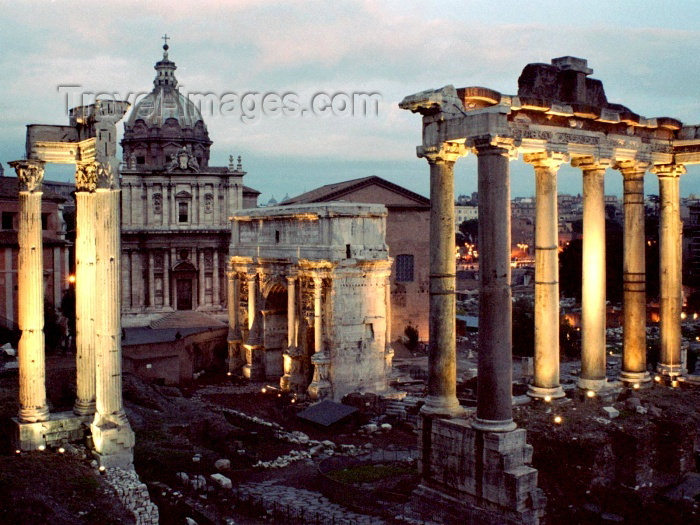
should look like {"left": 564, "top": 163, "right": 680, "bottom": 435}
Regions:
{"left": 149, "top": 311, "right": 226, "bottom": 329}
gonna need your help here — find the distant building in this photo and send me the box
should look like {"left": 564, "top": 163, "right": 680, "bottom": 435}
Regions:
{"left": 119, "top": 43, "right": 259, "bottom": 326}
{"left": 282, "top": 176, "right": 430, "bottom": 342}
{"left": 0, "top": 175, "right": 71, "bottom": 329}
{"left": 455, "top": 203, "right": 478, "bottom": 224}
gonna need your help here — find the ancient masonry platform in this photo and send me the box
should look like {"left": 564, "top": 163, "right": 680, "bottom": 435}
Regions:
{"left": 415, "top": 417, "right": 545, "bottom": 525}
{"left": 104, "top": 467, "right": 159, "bottom": 525}
{"left": 234, "top": 481, "right": 387, "bottom": 524}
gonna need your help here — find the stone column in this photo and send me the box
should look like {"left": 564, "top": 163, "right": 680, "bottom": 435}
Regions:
{"left": 163, "top": 249, "right": 170, "bottom": 308}
{"left": 308, "top": 274, "right": 331, "bottom": 399}
{"left": 92, "top": 179, "right": 134, "bottom": 466}
{"left": 214, "top": 183, "right": 220, "bottom": 225}
{"left": 617, "top": 161, "right": 651, "bottom": 386}
{"left": 227, "top": 270, "right": 242, "bottom": 373}
{"left": 10, "top": 160, "right": 49, "bottom": 423}
{"left": 281, "top": 275, "right": 304, "bottom": 392}
{"left": 417, "top": 143, "right": 465, "bottom": 418}
{"left": 472, "top": 138, "right": 516, "bottom": 432}
{"left": 654, "top": 164, "right": 686, "bottom": 377}
{"left": 148, "top": 251, "right": 155, "bottom": 308}
{"left": 243, "top": 273, "right": 264, "bottom": 380}
{"left": 74, "top": 161, "right": 97, "bottom": 416}
{"left": 384, "top": 272, "right": 394, "bottom": 375}
{"left": 574, "top": 157, "right": 610, "bottom": 391}
{"left": 213, "top": 250, "right": 220, "bottom": 306}
{"left": 525, "top": 151, "right": 567, "bottom": 399}
{"left": 198, "top": 249, "right": 205, "bottom": 308}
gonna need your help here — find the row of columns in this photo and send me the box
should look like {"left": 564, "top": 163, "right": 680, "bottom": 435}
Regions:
{"left": 419, "top": 140, "right": 687, "bottom": 432}
{"left": 10, "top": 159, "right": 129, "bottom": 431}
{"left": 226, "top": 269, "right": 332, "bottom": 398}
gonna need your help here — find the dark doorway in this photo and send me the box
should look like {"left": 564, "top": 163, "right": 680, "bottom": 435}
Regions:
{"left": 177, "top": 279, "right": 192, "bottom": 310}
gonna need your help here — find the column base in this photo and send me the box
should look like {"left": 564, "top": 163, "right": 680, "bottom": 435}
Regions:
{"left": 527, "top": 385, "right": 565, "bottom": 400}
{"left": 227, "top": 340, "right": 243, "bottom": 373}
{"left": 471, "top": 417, "right": 517, "bottom": 432}
{"left": 619, "top": 370, "right": 652, "bottom": 388}
{"left": 91, "top": 419, "right": 135, "bottom": 469}
{"left": 242, "top": 344, "right": 265, "bottom": 381}
{"left": 12, "top": 411, "right": 92, "bottom": 451}
{"left": 420, "top": 395, "right": 465, "bottom": 419}
{"left": 18, "top": 405, "right": 50, "bottom": 424}
{"left": 73, "top": 399, "right": 96, "bottom": 417}
{"left": 416, "top": 417, "right": 544, "bottom": 525}
{"left": 577, "top": 377, "right": 608, "bottom": 391}
{"left": 657, "top": 363, "right": 686, "bottom": 378}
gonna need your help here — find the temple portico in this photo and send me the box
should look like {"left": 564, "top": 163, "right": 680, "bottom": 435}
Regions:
{"left": 228, "top": 203, "right": 393, "bottom": 401}
{"left": 10, "top": 100, "right": 134, "bottom": 468}
{"left": 401, "top": 56, "right": 700, "bottom": 524}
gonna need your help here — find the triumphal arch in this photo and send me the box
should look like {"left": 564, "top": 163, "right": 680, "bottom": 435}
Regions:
{"left": 226, "top": 203, "right": 393, "bottom": 400}
{"left": 401, "top": 56, "right": 700, "bottom": 523}
{"left": 10, "top": 100, "right": 134, "bottom": 468}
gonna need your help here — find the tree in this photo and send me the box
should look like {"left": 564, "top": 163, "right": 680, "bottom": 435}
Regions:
{"left": 512, "top": 297, "right": 534, "bottom": 357}
{"left": 459, "top": 219, "right": 479, "bottom": 244}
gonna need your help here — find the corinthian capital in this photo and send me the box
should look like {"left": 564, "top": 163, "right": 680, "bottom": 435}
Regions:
{"left": 9, "top": 160, "right": 45, "bottom": 192}
{"left": 417, "top": 142, "right": 467, "bottom": 164}
{"left": 75, "top": 161, "right": 98, "bottom": 192}
{"left": 613, "top": 159, "right": 650, "bottom": 177}
{"left": 96, "top": 160, "right": 118, "bottom": 189}
{"left": 650, "top": 163, "right": 686, "bottom": 178}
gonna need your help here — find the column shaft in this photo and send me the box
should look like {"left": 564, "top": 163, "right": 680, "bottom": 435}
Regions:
{"left": 213, "top": 250, "right": 220, "bottom": 306}
{"left": 148, "top": 251, "right": 155, "bottom": 307}
{"left": 247, "top": 275, "right": 256, "bottom": 330}
{"left": 525, "top": 153, "right": 565, "bottom": 398}
{"left": 474, "top": 142, "right": 515, "bottom": 431}
{"left": 619, "top": 166, "right": 649, "bottom": 384}
{"left": 198, "top": 249, "right": 205, "bottom": 307}
{"left": 163, "top": 250, "right": 170, "bottom": 308}
{"left": 313, "top": 276, "right": 322, "bottom": 353}
{"left": 657, "top": 167, "right": 685, "bottom": 376}
{"left": 579, "top": 164, "right": 608, "bottom": 390}
{"left": 287, "top": 276, "right": 296, "bottom": 348}
{"left": 14, "top": 162, "right": 50, "bottom": 422}
{"left": 94, "top": 189, "right": 127, "bottom": 422}
{"left": 74, "top": 191, "right": 96, "bottom": 415}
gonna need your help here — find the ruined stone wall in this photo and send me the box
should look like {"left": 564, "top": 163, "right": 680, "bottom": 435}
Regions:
{"left": 104, "top": 467, "right": 159, "bottom": 525}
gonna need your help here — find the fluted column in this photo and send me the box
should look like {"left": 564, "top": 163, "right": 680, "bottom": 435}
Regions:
{"left": 213, "top": 250, "right": 220, "bottom": 306}
{"left": 148, "top": 251, "right": 155, "bottom": 307}
{"left": 10, "top": 160, "right": 49, "bottom": 423}
{"left": 94, "top": 187, "right": 128, "bottom": 423}
{"left": 308, "top": 274, "right": 331, "bottom": 399}
{"left": 654, "top": 164, "right": 686, "bottom": 377}
{"left": 525, "top": 151, "right": 567, "bottom": 399}
{"left": 247, "top": 274, "right": 256, "bottom": 330}
{"left": 472, "top": 138, "right": 516, "bottom": 432}
{"left": 574, "top": 157, "right": 610, "bottom": 391}
{"left": 617, "top": 161, "right": 651, "bottom": 386}
{"left": 281, "top": 274, "right": 304, "bottom": 392}
{"left": 418, "top": 143, "right": 465, "bottom": 418}
{"left": 198, "top": 249, "right": 205, "bottom": 308}
{"left": 384, "top": 272, "right": 394, "bottom": 374}
{"left": 227, "top": 270, "right": 242, "bottom": 373}
{"left": 287, "top": 276, "right": 297, "bottom": 349}
{"left": 163, "top": 250, "right": 170, "bottom": 308}
{"left": 74, "top": 161, "right": 97, "bottom": 416}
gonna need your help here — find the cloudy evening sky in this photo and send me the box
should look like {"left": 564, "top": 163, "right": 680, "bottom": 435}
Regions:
{"left": 2, "top": 0, "right": 700, "bottom": 203}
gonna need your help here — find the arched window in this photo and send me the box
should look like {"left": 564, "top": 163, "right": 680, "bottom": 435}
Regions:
{"left": 395, "top": 254, "right": 414, "bottom": 282}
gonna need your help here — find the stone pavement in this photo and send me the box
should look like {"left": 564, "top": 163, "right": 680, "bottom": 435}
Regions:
{"left": 234, "top": 480, "right": 386, "bottom": 524}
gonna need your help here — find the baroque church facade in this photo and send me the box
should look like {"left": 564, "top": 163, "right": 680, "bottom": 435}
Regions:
{"left": 120, "top": 43, "right": 259, "bottom": 326}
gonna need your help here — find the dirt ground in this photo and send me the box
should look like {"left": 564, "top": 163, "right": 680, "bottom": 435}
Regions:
{"left": 1, "top": 354, "right": 699, "bottom": 524}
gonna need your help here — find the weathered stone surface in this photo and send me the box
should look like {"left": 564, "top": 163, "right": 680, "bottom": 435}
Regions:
{"left": 210, "top": 473, "right": 232, "bottom": 489}
{"left": 602, "top": 406, "right": 620, "bottom": 419}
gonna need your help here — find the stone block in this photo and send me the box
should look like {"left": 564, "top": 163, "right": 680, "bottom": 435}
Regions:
{"left": 214, "top": 459, "right": 231, "bottom": 471}
{"left": 12, "top": 412, "right": 92, "bottom": 451}
{"left": 601, "top": 406, "right": 620, "bottom": 419}
{"left": 482, "top": 427, "right": 527, "bottom": 453}
{"left": 211, "top": 473, "right": 232, "bottom": 489}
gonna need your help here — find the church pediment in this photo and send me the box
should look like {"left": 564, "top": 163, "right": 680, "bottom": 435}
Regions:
{"left": 175, "top": 190, "right": 192, "bottom": 199}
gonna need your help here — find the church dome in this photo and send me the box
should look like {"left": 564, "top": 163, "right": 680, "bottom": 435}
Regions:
{"left": 122, "top": 40, "right": 212, "bottom": 170}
